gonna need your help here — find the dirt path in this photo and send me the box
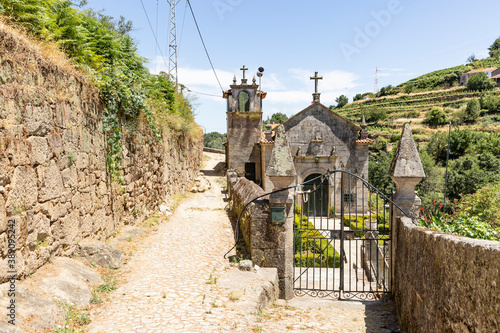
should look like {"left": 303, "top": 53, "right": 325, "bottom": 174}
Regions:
{"left": 87, "top": 152, "right": 400, "bottom": 333}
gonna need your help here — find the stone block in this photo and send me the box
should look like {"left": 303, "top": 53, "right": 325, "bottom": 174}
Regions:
{"left": 27, "top": 136, "right": 50, "bottom": 165}
{"left": 71, "top": 192, "right": 81, "bottom": 210}
{"left": 5, "top": 138, "right": 31, "bottom": 166}
{"left": 24, "top": 105, "right": 53, "bottom": 136}
{"left": 0, "top": 195, "right": 6, "bottom": 233}
{"left": 58, "top": 210, "right": 79, "bottom": 245}
{"left": 6, "top": 166, "right": 38, "bottom": 213}
{"left": 37, "top": 163, "right": 64, "bottom": 202}
{"left": 61, "top": 166, "right": 77, "bottom": 188}
{"left": 46, "top": 131, "right": 63, "bottom": 157}
{"left": 62, "top": 128, "right": 79, "bottom": 153}
{"left": 74, "top": 238, "right": 124, "bottom": 269}
{"left": 76, "top": 152, "right": 89, "bottom": 170}
{"left": 0, "top": 156, "right": 11, "bottom": 186}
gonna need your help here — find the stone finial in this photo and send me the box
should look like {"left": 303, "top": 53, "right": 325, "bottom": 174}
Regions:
{"left": 252, "top": 76, "right": 257, "bottom": 85}
{"left": 265, "top": 117, "right": 273, "bottom": 141}
{"left": 266, "top": 125, "right": 296, "bottom": 180}
{"left": 389, "top": 124, "right": 425, "bottom": 179}
{"left": 233, "top": 75, "right": 237, "bottom": 84}
{"left": 390, "top": 124, "right": 425, "bottom": 222}
{"left": 360, "top": 115, "right": 368, "bottom": 140}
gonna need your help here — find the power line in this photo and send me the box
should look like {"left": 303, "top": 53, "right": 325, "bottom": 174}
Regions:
{"left": 154, "top": 0, "right": 159, "bottom": 73}
{"left": 186, "top": 0, "right": 224, "bottom": 92}
{"left": 139, "top": 0, "right": 169, "bottom": 73}
{"left": 186, "top": 89, "right": 221, "bottom": 97}
{"left": 177, "top": 0, "right": 188, "bottom": 58}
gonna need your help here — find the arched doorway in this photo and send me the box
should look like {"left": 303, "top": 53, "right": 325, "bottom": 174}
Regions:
{"left": 303, "top": 173, "right": 329, "bottom": 216}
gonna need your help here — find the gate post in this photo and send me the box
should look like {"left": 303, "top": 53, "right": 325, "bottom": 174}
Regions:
{"left": 266, "top": 125, "right": 296, "bottom": 299}
{"left": 389, "top": 124, "right": 425, "bottom": 291}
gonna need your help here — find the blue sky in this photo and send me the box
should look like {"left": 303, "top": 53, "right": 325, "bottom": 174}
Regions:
{"left": 84, "top": 0, "right": 500, "bottom": 133}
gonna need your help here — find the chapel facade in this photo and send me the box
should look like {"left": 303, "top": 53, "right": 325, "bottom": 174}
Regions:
{"left": 223, "top": 68, "right": 372, "bottom": 215}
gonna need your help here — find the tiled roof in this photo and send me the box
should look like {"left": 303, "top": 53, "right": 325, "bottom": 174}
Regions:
{"left": 491, "top": 74, "right": 500, "bottom": 79}
{"left": 356, "top": 139, "right": 373, "bottom": 144}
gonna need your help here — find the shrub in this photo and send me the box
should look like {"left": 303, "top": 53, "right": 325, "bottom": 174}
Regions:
{"left": 329, "top": 205, "right": 335, "bottom": 217}
{"left": 464, "top": 99, "right": 480, "bottom": 121}
{"left": 466, "top": 72, "right": 496, "bottom": 91}
{"left": 424, "top": 107, "right": 447, "bottom": 127}
{"left": 455, "top": 183, "right": 500, "bottom": 229}
{"left": 480, "top": 93, "right": 500, "bottom": 113}
{"left": 293, "top": 214, "right": 340, "bottom": 268}
{"left": 363, "top": 108, "right": 387, "bottom": 123}
{"left": 405, "top": 110, "right": 420, "bottom": 118}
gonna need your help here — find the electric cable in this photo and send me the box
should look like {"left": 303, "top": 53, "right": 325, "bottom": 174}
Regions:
{"left": 177, "top": 0, "right": 188, "bottom": 59}
{"left": 186, "top": 0, "right": 224, "bottom": 92}
{"left": 139, "top": 0, "right": 169, "bottom": 71}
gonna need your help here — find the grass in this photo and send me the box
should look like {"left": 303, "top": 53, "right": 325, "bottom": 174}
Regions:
{"left": 205, "top": 273, "right": 217, "bottom": 285}
{"left": 54, "top": 303, "right": 91, "bottom": 332}
{"left": 228, "top": 290, "right": 243, "bottom": 301}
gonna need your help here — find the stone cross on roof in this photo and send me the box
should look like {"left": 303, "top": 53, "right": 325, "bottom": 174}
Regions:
{"left": 310, "top": 71, "right": 323, "bottom": 93}
{"left": 240, "top": 65, "right": 248, "bottom": 79}
{"left": 310, "top": 71, "right": 323, "bottom": 103}
{"left": 240, "top": 65, "right": 248, "bottom": 84}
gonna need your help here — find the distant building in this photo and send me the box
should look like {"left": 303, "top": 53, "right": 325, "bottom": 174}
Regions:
{"left": 459, "top": 67, "right": 500, "bottom": 86}
{"left": 491, "top": 73, "right": 500, "bottom": 87}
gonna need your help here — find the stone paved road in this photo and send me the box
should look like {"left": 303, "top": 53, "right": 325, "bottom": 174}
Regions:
{"left": 88, "top": 153, "right": 400, "bottom": 333}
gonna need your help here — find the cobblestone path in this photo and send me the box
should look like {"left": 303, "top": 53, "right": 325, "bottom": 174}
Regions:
{"left": 88, "top": 153, "right": 400, "bottom": 333}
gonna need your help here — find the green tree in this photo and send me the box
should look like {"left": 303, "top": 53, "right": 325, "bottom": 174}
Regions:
{"left": 480, "top": 92, "right": 500, "bottom": 113}
{"left": 466, "top": 72, "right": 496, "bottom": 91}
{"left": 416, "top": 151, "right": 444, "bottom": 207}
{"left": 488, "top": 37, "right": 500, "bottom": 57}
{"left": 466, "top": 53, "right": 477, "bottom": 64}
{"left": 270, "top": 112, "right": 288, "bottom": 124}
{"left": 363, "top": 108, "right": 387, "bottom": 124}
{"left": 353, "top": 93, "right": 363, "bottom": 102}
{"left": 335, "top": 95, "right": 348, "bottom": 108}
{"left": 424, "top": 107, "right": 447, "bottom": 127}
{"left": 263, "top": 112, "right": 288, "bottom": 130}
{"left": 464, "top": 99, "right": 480, "bottom": 121}
{"left": 456, "top": 183, "right": 500, "bottom": 229}
{"left": 447, "top": 154, "right": 500, "bottom": 200}
{"left": 368, "top": 151, "right": 395, "bottom": 195}
{"left": 203, "top": 132, "right": 227, "bottom": 150}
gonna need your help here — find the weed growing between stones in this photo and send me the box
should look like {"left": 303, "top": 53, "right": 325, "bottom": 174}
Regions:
{"left": 228, "top": 290, "right": 242, "bottom": 301}
{"left": 54, "top": 303, "right": 91, "bottom": 333}
{"left": 205, "top": 273, "right": 217, "bottom": 285}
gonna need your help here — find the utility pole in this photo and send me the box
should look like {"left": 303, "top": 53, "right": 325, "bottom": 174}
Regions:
{"left": 374, "top": 67, "right": 379, "bottom": 94}
{"left": 167, "top": 0, "right": 179, "bottom": 88}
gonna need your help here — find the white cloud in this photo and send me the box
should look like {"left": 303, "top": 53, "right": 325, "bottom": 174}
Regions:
{"left": 288, "top": 68, "right": 359, "bottom": 92}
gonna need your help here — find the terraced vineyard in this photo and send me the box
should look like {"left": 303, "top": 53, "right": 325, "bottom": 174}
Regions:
{"left": 334, "top": 87, "right": 500, "bottom": 145}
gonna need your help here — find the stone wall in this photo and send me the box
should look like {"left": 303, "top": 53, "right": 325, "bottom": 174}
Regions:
{"left": 227, "top": 171, "right": 292, "bottom": 298}
{"left": 0, "top": 23, "right": 202, "bottom": 283}
{"left": 394, "top": 216, "right": 500, "bottom": 332}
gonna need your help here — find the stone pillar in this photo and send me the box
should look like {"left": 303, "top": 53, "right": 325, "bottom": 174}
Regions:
{"left": 266, "top": 125, "right": 296, "bottom": 299}
{"left": 389, "top": 123, "right": 425, "bottom": 291}
{"left": 389, "top": 124, "right": 425, "bottom": 222}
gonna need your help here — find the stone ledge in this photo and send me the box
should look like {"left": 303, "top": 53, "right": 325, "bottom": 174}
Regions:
{"left": 218, "top": 267, "right": 279, "bottom": 314}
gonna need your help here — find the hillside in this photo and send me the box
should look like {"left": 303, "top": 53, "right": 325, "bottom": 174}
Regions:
{"left": 337, "top": 86, "right": 500, "bottom": 148}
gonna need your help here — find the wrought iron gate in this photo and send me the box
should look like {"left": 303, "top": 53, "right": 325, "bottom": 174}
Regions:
{"left": 293, "top": 170, "right": 405, "bottom": 300}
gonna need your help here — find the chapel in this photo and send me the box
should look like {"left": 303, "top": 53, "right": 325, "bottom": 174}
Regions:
{"left": 223, "top": 67, "right": 372, "bottom": 215}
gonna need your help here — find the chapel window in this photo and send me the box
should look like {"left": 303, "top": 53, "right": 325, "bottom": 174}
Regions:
{"left": 238, "top": 91, "right": 250, "bottom": 112}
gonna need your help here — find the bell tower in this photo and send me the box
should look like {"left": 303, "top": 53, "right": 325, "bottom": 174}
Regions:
{"left": 223, "top": 66, "right": 267, "bottom": 180}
